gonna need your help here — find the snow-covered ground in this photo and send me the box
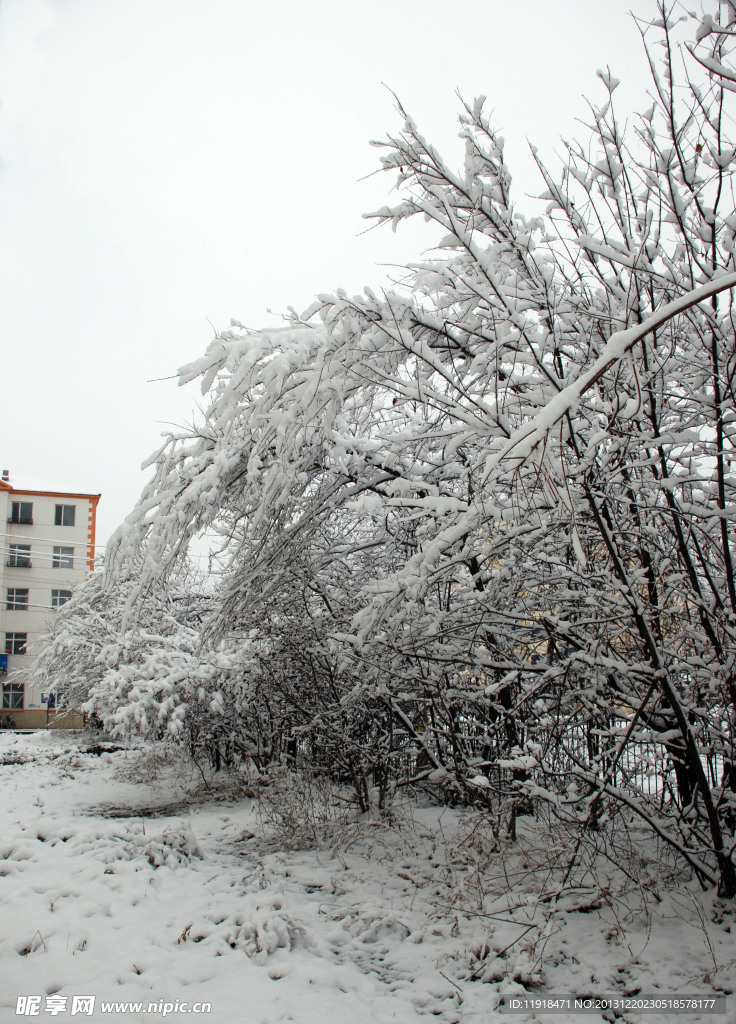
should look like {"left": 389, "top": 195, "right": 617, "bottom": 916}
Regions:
{"left": 0, "top": 732, "right": 733, "bottom": 1024}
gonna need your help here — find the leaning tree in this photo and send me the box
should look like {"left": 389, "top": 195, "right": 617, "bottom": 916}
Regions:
{"left": 104, "top": 3, "right": 736, "bottom": 894}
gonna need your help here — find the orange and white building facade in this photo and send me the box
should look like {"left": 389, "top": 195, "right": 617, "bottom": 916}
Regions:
{"left": 0, "top": 470, "right": 100, "bottom": 727}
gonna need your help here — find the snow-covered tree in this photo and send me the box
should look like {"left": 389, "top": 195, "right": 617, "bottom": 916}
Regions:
{"left": 103, "top": 3, "right": 736, "bottom": 894}
{"left": 33, "top": 561, "right": 237, "bottom": 762}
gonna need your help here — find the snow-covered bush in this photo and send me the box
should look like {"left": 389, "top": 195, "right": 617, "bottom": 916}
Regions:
{"left": 216, "top": 899, "right": 313, "bottom": 963}
{"left": 33, "top": 561, "right": 250, "bottom": 767}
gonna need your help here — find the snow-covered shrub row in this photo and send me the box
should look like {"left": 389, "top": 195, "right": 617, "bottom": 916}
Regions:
{"left": 36, "top": 548, "right": 406, "bottom": 805}
{"left": 39, "top": 5, "right": 736, "bottom": 896}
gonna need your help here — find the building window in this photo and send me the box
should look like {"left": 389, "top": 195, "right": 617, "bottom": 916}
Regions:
{"left": 5, "top": 633, "right": 27, "bottom": 655}
{"left": 51, "top": 589, "right": 72, "bottom": 608}
{"left": 9, "top": 501, "right": 32, "bottom": 525}
{"left": 41, "top": 690, "right": 65, "bottom": 709}
{"left": 7, "top": 544, "right": 31, "bottom": 568}
{"left": 6, "top": 589, "right": 28, "bottom": 611}
{"left": 52, "top": 546, "right": 74, "bottom": 569}
{"left": 2, "top": 682, "right": 24, "bottom": 709}
{"left": 54, "top": 505, "right": 76, "bottom": 527}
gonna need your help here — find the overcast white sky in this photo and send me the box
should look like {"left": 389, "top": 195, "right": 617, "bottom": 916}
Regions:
{"left": 0, "top": 0, "right": 657, "bottom": 546}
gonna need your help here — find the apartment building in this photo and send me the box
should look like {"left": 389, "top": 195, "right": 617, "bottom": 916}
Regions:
{"left": 0, "top": 470, "right": 101, "bottom": 728}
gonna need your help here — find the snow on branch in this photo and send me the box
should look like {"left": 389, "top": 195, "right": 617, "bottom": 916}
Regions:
{"left": 482, "top": 271, "right": 736, "bottom": 479}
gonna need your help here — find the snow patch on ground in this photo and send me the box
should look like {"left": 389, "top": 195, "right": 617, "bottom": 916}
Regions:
{"left": 0, "top": 733, "right": 733, "bottom": 1023}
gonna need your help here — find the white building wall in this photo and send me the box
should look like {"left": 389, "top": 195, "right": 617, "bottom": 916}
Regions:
{"left": 0, "top": 482, "right": 100, "bottom": 719}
